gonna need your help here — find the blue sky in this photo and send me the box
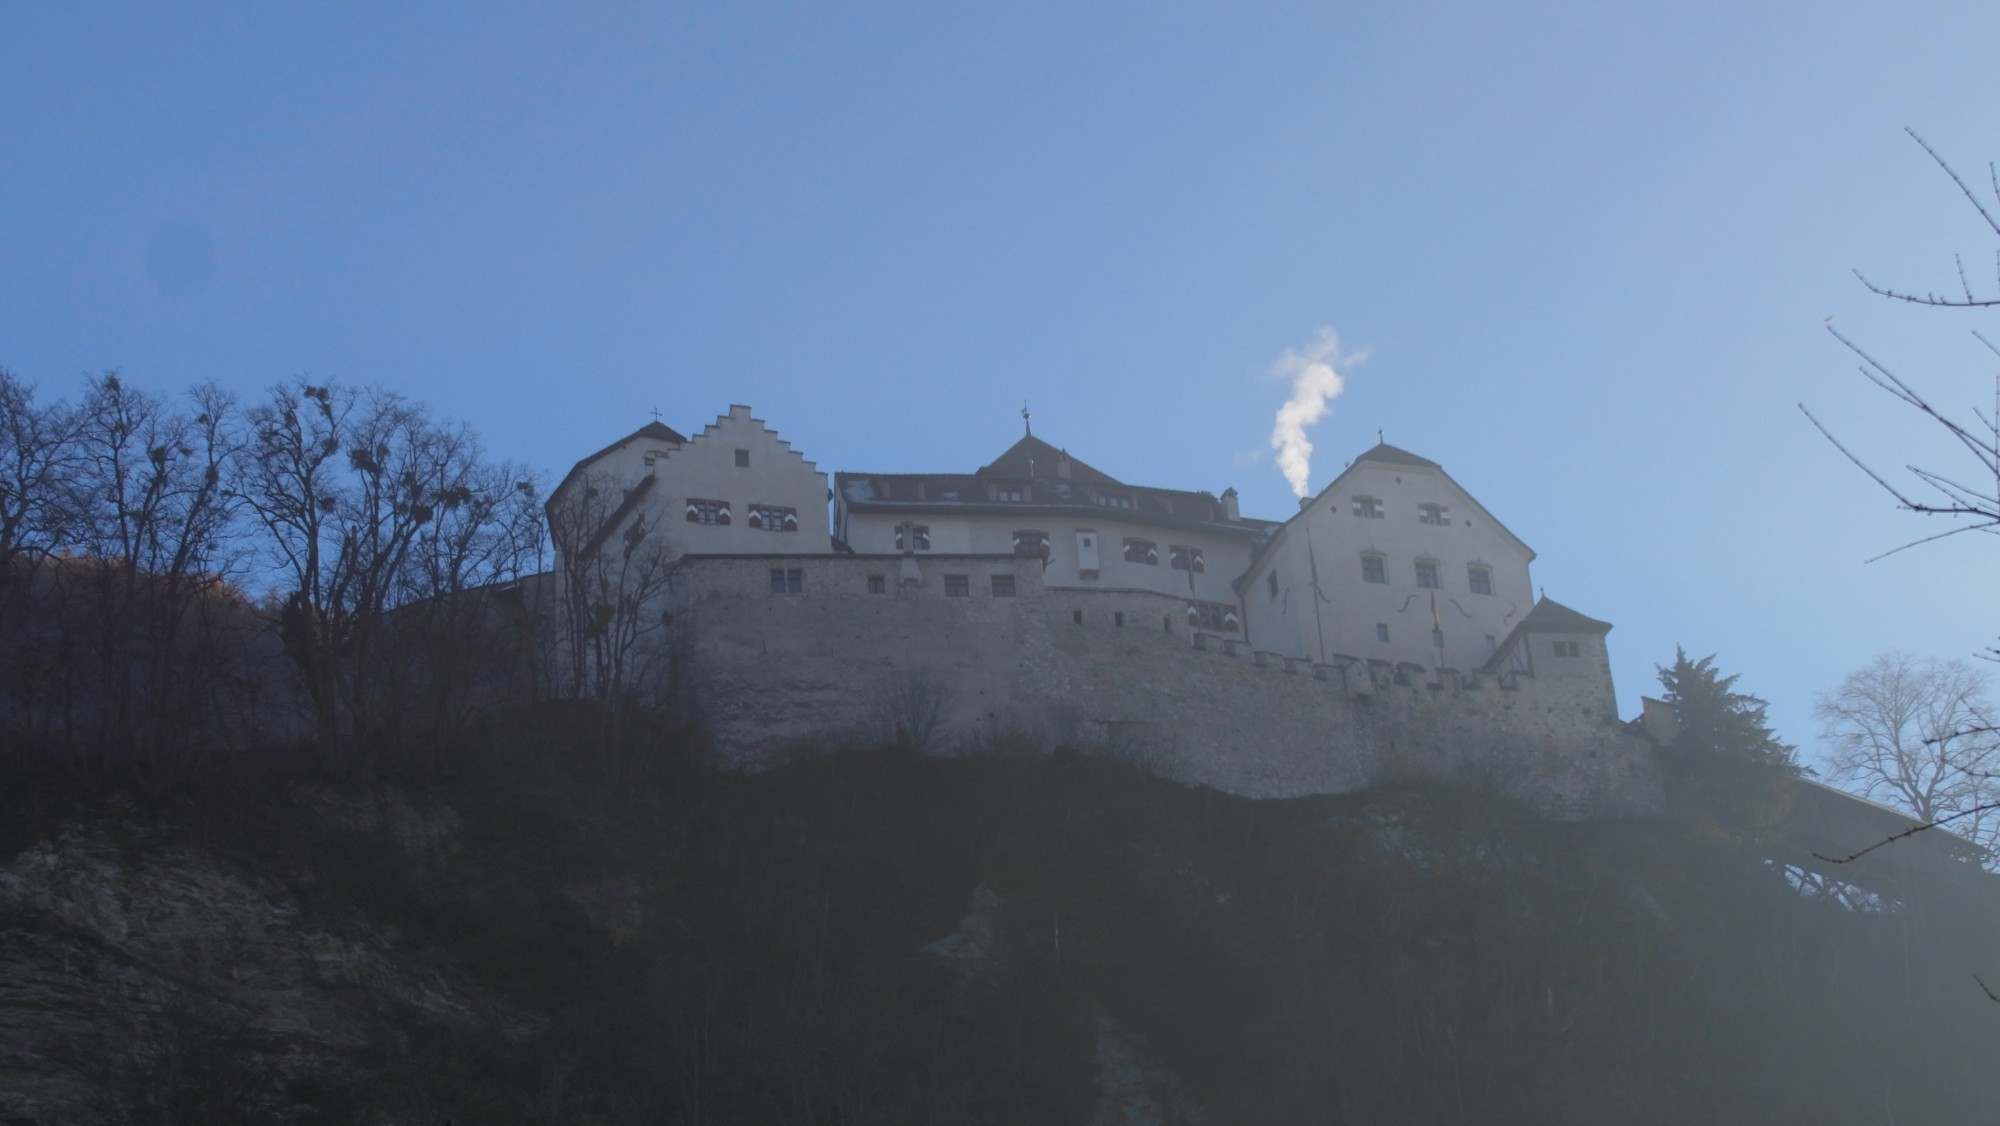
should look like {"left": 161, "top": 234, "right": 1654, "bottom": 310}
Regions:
{"left": 5, "top": 1, "right": 1998, "bottom": 756}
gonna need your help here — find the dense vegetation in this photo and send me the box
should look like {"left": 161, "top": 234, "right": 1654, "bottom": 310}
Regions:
{"left": 8, "top": 719, "right": 1997, "bottom": 1124}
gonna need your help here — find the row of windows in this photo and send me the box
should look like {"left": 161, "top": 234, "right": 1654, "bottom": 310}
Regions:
{"left": 690, "top": 498, "right": 798, "bottom": 531}
{"left": 1358, "top": 554, "right": 1492, "bottom": 593}
{"left": 1369, "top": 622, "right": 1500, "bottom": 653}
{"left": 1349, "top": 496, "right": 1451, "bottom": 526}
{"left": 1119, "top": 539, "right": 1205, "bottom": 571}
{"left": 853, "top": 572, "right": 1018, "bottom": 597}
{"left": 892, "top": 527, "right": 1206, "bottom": 573}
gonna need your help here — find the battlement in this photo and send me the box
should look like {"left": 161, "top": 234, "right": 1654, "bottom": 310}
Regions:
{"left": 667, "top": 554, "right": 1662, "bottom": 818}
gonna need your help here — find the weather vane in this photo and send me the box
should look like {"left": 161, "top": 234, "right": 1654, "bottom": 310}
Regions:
{"left": 1022, "top": 402, "right": 1032, "bottom": 437}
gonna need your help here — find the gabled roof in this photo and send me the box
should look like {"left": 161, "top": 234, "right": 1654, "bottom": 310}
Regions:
{"left": 1483, "top": 597, "right": 1614, "bottom": 673}
{"left": 553, "top": 420, "right": 687, "bottom": 501}
{"left": 1241, "top": 441, "right": 1535, "bottom": 585}
{"left": 975, "top": 435, "right": 1121, "bottom": 486}
{"left": 1513, "top": 597, "right": 1612, "bottom": 634}
{"left": 1354, "top": 442, "right": 1440, "bottom": 469}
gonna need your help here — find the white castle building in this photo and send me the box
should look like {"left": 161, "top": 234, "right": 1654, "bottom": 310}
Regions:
{"left": 547, "top": 405, "right": 1650, "bottom": 814}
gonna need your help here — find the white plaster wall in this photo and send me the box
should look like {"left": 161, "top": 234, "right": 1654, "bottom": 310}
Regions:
{"left": 652, "top": 405, "right": 830, "bottom": 556}
{"left": 1255, "top": 461, "right": 1534, "bottom": 669}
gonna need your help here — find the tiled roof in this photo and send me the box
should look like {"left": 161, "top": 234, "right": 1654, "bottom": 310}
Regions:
{"left": 974, "top": 435, "right": 1122, "bottom": 486}
{"left": 1515, "top": 598, "right": 1613, "bottom": 633}
{"left": 1354, "top": 442, "right": 1441, "bottom": 469}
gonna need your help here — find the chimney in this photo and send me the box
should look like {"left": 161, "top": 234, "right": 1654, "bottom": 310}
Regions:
{"left": 1057, "top": 450, "right": 1071, "bottom": 480}
{"left": 1299, "top": 496, "right": 1313, "bottom": 511}
{"left": 1220, "top": 487, "right": 1240, "bottom": 521}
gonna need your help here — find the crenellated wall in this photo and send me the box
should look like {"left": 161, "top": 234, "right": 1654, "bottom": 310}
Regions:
{"left": 668, "top": 555, "right": 1662, "bottom": 818}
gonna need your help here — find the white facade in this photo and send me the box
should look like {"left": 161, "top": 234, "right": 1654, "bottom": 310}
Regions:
{"left": 549, "top": 405, "right": 830, "bottom": 559}
{"left": 1238, "top": 445, "right": 1535, "bottom": 671}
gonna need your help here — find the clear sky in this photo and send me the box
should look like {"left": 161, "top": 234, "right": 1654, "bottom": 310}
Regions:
{"left": 5, "top": 1, "right": 1998, "bottom": 759}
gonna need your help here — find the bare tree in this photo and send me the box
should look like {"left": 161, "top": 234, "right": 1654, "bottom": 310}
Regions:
{"left": 544, "top": 471, "right": 678, "bottom": 756}
{"left": 1816, "top": 651, "right": 2000, "bottom": 856}
{"left": 237, "top": 379, "right": 528, "bottom": 770}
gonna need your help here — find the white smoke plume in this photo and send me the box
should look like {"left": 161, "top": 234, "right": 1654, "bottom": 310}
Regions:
{"left": 1267, "top": 327, "right": 1355, "bottom": 498}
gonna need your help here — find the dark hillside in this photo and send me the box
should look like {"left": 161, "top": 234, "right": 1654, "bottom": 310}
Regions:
{"left": 3, "top": 729, "right": 1997, "bottom": 1123}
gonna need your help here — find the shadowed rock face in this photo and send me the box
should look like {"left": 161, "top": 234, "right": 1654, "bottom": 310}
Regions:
{"left": 0, "top": 801, "right": 538, "bottom": 1124}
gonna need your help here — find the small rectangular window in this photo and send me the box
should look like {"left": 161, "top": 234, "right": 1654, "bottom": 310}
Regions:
{"left": 1072, "top": 609, "right": 1084, "bottom": 625}
{"left": 747, "top": 503, "right": 797, "bottom": 532}
{"left": 1122, "top": 538, "right": 1157, "bottom": 565}
{"left": 1376, "top": 623, "right": 1390, "bottom": 643}
{"left": 895, "top": 525, "right": 931, "bottom": 551}
{"left": 770, "top": 567, "right": 802, "bottom": 594}
{"left": 1352, "top": 496, "right": 1383, "bottom": 518}
{"left": 1553, "top": 640, "right": 1581, "bottom": 658}
{"left": 1468, "top": 566, "right": 1492, "bottom": 595}
{"left": 734, "top": 448, "right": 750, "bottom": 467}
{"left": 944, "top": 574, "right": 969, "bottom": 598}
{"left": 994, "top": 486, "right": 1026, "bottom": 502}
{"left": 991, "top": 575, "right": 1016, "bottom": 598}
{"left": 1266, "top": 571, "right": 1279, "bottom": 599}
{"left": 867, "top": 574, "right": 886, "bottom": 594}
{"left": 1362, "top": 555, "right": 1386, "bottom": 584}
{"left": 1114, "top": 611, "right": 1126, "bottom": 627}
{"left": 1415, "top": 561, "right": 1441, "bottom": 589}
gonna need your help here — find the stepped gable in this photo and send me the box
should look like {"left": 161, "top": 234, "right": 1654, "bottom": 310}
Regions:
{"left": 686, "top": 404, "right": 824, "bottom": 473}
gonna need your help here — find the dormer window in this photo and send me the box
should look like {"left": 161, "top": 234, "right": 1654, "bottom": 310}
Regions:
{"left": 1418, "top": 503, "right": 1450, "bottom": 526}
{"left": 1353, "top": 496, "right": 1384, "bottom": 518}
{"left": 1095, "top": 493, "right": 1134, "bottom": 510}
{"left": 994, "top": 486, "right": 1026, "bottom": 502}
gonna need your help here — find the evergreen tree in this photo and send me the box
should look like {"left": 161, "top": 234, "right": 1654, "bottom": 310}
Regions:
{"left": 1657, "top": 647, "right": 1798, "bottom": 841}
{"left": 1658, "top": 648, "right": 1798, "bottom": 771}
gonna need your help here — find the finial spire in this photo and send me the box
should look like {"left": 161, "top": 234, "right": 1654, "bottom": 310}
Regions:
{"left": 1377, "top": 427, "right": 1384, "bottom": 444}
{"left": 1022, "top": 402, "right": 1033, "bottom": 437}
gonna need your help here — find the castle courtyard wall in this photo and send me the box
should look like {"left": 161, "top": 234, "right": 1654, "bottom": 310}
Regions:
{"left": 669, "top": 556, "right": 1662, "bottom": 817}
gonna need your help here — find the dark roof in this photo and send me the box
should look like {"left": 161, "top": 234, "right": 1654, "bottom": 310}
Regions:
{"left": 1515, "top": 597, "right": 1613, "bottom": 634}
{"left": 1354, "top": 442, "right": 1441, "bottom": 469}
{"left": 975, "top": 435, "right": 1121, "bottom": 486}
{"left": 553, "top": 420, "right": 688, "bottom": 500}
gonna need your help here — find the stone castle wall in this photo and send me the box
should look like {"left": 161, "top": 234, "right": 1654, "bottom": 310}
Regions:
{"left": 670, "top": 555, "right": 1662, "bottom": 818}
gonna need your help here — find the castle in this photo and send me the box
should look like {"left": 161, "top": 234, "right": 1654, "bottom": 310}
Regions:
{"left": 550, "top": 405, "right": 1662, "bottom": 816}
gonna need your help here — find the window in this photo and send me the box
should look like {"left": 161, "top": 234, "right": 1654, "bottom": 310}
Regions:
{"left": 1169, "top": 544, "right": 1205, "bottom": 572}
{"left": 734, "top": 449, "right": 750, "bottom": 467}
{"left": 1415, "top": 560, "right": 1441, "bottom": 589}
{"left": 1013, "top": 530, "right": 1050, "bottom": 558}
{"left": 1072, "top": 609, "right": 1084, "bottom": 625}
{"left": 769, "top": 567, "right": 802, "bottom": 594}
{"left": 1376, "top": 623, "right": 1390, "bottom": 643}
{"left": 1123, "top": 538, "right": 1158, "bottom": 565}
{"left": 1266, "top": 571, "right": 1279, "bottom": 599}
{"left": 1187, "top": 601, "right": 1238, "bottom": 632}
{"left": 944, "top": 574, "right": 970, "bottom": 597}
{"left": 1352, "top": 495, "right": 1384, "bottom": 518}
{"left": 1467, "top": 565, "right": 1492, "bottom": 595}
{"left": 1114, "top": 611, "right": 1126, "bottom": 627}
{"left": 1552, "top": 639, "right": 1582, "bottom": 658}
{"left": 747, "top": 503, "right": 798, "bottom": 532}
{"left": 686, "top": 498, "right": 731, "bottom": 525}
{"left": 894, "top": 525, "right": 931, "bottom": 551}
{"left": 1095, "top": 493, "right": 1134, "bottom": 510}
{"left": 1361, "top": 553, "right": 1386, "bottom": 584}
{"left": 994, "top": 486, "right": 1026, "bottom": 502}
{"left": 1418, "top": 503, "right": 1450, "bottom": 526}
{"left": 867, "top": 574, "right": 886, "bottom": 595}
{"left": 991, "top": 575, "right": 1016, "bottom": 597}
